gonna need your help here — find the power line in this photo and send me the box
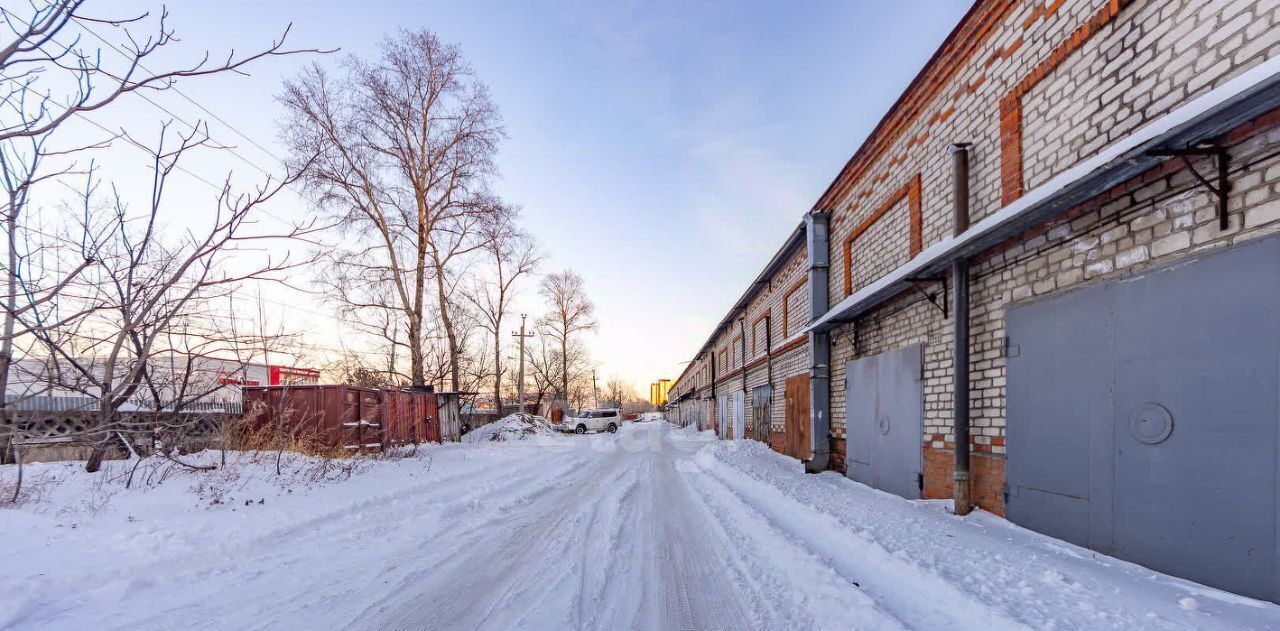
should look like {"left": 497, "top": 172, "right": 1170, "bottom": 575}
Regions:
{"left": 3, "top": 18, "right": 313, "bottom": 229}
{"left": 3, "top": 73, "right": 306, "bottom": 230}
{"left": 70, "top": 19, "right": 289, "bottom": 171}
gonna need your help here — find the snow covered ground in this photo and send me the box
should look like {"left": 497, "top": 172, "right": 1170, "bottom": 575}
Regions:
{"left": 3, "top": 422, "right": 1279, "bottom": 630}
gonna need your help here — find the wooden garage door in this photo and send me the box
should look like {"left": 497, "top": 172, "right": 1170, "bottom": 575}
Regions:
{"left": 750, "top": 385, "right": 771, "bottom": 442}
{"left": 784, "top": 374, "right": 811, "bottom": 461}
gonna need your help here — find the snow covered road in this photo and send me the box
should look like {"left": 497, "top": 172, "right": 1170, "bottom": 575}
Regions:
{"left": 4, "top": 422, "right": 1280, "bottom": 630}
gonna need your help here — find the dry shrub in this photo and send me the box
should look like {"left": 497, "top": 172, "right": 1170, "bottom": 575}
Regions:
{"left": 227, "top": 408, "right": 363, "bottom": 460}
{"left": 218, "top": 413, "right": 372, "bottom": 489}
{"left": 0, "top": 469, "right": 52, "bottom": 507}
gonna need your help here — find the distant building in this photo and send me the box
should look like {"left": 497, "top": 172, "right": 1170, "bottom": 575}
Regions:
{"left": 4, "top": 355, "right": 319, "bottom": 412}
{"left": 648, "top": 379, "right": 671, "bottom": 407}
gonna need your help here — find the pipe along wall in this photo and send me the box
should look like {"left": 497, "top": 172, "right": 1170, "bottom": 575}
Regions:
{"left": 950, "top": 143, "right": 973, "bottom": 516}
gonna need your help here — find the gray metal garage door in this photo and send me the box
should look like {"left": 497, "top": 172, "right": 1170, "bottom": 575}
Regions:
{"left": 1007, "top": 234, "right": 1280, "bottom": 601}
{"left": 845, "top": 344, "right": 924, "bottom": 499}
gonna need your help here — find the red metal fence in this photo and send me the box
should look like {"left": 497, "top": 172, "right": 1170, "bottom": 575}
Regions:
{"left": 242, "top": 386, "right": 441, "bottom": 453}
{"left": 382, "top": 388, "right": 440, "bottom": 445}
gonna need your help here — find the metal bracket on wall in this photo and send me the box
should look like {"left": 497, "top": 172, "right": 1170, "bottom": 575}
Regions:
{"left": 1146, "top": 145, "right": 1230, "bottom": 230}
{"left": 905, "top": 275, "right": 949, "bottom": 319}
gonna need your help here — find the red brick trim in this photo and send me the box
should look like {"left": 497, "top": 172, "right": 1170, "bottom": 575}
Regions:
{"left": 829, "top": 436, "right": 847, "bottom": 474}
{"left": 999, "top": 0, "right": 1130, "bottom": 204}
{"left": 750, "top": 310, "right": 770, "bottom": 356}
{"left": 772, "top": 335, "right": 808, "bottom": 358}
{"left": 781, "top": 278, "right": 807, "bottom": 337}
{"left": 843, "top": 173, "right": 923, "bottom": 296}
{"left": 715, "top": 368, "right": 744, "bottom": 384}
{"left": 924, "top": 447, "right": 1006, "bottom": 516}
{"left": 815, "top": 0, "right": 1019, "bottom": 211}
{"left": 1224, "top": 106, "right": 1280, "bottom": 144}
{"left": 978, "top": 104, "right": 1280, "bottom": 266}
{"left": 999, "top": 98, "right": 1025, "bottom": 205}
{"left": 742, "top": 330, "right": 808, "bottom": 372}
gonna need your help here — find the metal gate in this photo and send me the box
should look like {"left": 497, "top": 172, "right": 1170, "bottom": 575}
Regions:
{"left": 784, "top": 374, "right": 811, "bottom": 460}
{"left": 751, "top": 385, "right": 771, "bottom": 442}
{"left": 844, "top": 344, "right": 924, "bottom": 499}
{"left": 1007, "top": 234, "right": 1280, "bottom": 601}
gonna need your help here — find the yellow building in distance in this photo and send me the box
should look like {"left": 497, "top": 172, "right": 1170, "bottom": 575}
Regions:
{"left": 649, "top": 379, "right": 671, "bottom": 407}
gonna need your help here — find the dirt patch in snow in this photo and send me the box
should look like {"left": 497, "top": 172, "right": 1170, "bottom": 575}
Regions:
{"left": 461, "top": 413, "right": 560, "bottom": 443}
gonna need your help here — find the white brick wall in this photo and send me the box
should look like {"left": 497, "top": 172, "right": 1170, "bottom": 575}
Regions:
{"left": 674, "top": 0, "right": 1280, "bottom": 471}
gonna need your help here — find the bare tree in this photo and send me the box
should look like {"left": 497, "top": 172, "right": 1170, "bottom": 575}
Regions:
{"left": 0, "top": 2, "right": 321, "bottom": 488}
{"left": 32, "top": 123, "right": 316, "bottom": 472}
{"left": 0, "top": 2, "right": 318, "bottom": 144}
{"left": 464, "top": 204, "right": 539, "bottom": 412}
{"left": 537, "top": 270, "right": 597, "bottom": 403}
{"left": 526, "top": 334, "right": 556, "bottom": 411}
{"left": 326, "top": 353, "right": 394, "bottom": 389}
{"left": 603, "top": 376, "right": 632, "bottom": 409}
{"left": 280, "top": 28, "right": 504, "bottom": 390}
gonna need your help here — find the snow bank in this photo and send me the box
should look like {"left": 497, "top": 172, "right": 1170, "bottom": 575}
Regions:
{"left": 461, "top": 413, "right": 561, "bottom": 444}
{"left": 676, "top": 422, "right": 715, "bottom": 439}
{"left": 689, "top": 436, "right": 1280, "bottom": 630}
{"left": 0, "top": 439, "right": 593, "bottom": 630}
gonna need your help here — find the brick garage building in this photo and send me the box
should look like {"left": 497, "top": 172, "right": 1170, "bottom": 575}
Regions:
{"left": 668, "top": 224, "right": 815, "bottom": 459}
{"left": 670, "top": 0, "right": 1280, "bottom": 602}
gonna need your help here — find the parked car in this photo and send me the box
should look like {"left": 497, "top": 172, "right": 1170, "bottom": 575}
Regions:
{"left": 562, "top": 408, "right": 621, "bottom": 434}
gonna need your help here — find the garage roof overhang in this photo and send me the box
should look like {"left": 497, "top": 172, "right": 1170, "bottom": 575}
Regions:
{"left": 808, "top": 55, "right": 1280, "bottom": 334}
{"left": 693, "top": 222, "right": 806, "bottom": 359}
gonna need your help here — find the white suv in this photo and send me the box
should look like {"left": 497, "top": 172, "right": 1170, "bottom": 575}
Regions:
{"left": 565, "top": 408, "right": 621, "bottom": 434}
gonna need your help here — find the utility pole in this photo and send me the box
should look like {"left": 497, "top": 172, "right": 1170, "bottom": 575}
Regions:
{"left": 511, "top": 314, "right": 533, "bottom": 413}
{"left": 592, "top": 369, "right": 599, "bottom": 408}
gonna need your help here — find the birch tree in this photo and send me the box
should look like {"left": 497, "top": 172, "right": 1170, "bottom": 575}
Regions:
{"left": 537, "top": 270, "right": 596, "bottom": 403}
{"left": 280, "top": 28, "right": 504, "bottom": 390}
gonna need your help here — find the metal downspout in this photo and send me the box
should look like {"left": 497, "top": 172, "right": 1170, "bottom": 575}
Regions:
{"left": 709, "top": 350, "right": 717, "bottom": 434}
{"left": 950, "top": 143, "right": 974, "bottom": 515}
{"left": 766, "top": 313, "right": 774, "bottom": 444}
{"left": 740, "top": 318, "right": 748, "bottom": 440}
{"left": 806, "top": 211, "right": 832, "bottom": 473}
{"left": 740, "top": 318, "right": 748, "bottom": 395}
{"left": 766, "top": 314, "right": 773, "bottom": 385}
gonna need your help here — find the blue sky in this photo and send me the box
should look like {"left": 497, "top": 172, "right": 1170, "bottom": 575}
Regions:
{"left": 68, "top": 0, "right": 971, "bottom": 389}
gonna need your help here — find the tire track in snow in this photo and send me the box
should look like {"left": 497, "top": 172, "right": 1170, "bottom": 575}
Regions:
{"left": 370, "top": 441, "right": 637, "bottom": 630}
{"left": 692, "top": 454, "right": 1032, "bottom": 631}
{"left": 662, "top": 439, "right": 906, "bottom": 629}
{"left": 650, "top": 442, "right": 762, "bottom": 630}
